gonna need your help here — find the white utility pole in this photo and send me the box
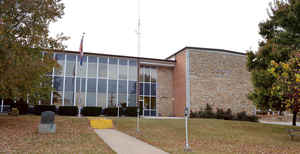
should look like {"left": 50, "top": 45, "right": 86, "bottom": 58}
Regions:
{"left": 137, "top": 0, "right": 141, "bottom": 58}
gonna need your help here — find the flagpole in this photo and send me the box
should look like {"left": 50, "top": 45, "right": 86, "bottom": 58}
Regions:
{"left": 78, "top": 32, "right": 85, "bottom": 117}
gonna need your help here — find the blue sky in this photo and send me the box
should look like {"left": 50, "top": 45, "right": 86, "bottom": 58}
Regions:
{"left": 50, "top": 0, "right": 273, "bottom": 59}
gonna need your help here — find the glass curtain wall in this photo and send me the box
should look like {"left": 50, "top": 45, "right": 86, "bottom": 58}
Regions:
{"left": 139, "top": 66, "right": 157, "bottom": 116}
{"left": 50, "top": 52, "right": 138, "bottom": 108}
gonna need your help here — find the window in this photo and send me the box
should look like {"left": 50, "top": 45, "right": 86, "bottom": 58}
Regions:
{"left": 87, "top": 56, "right": 97, "bottom": 77}
{"left": 98, "top": 57, "right": 108, "bottom": 79}
{"left": 54, "top": 53, "right": 65, "bottom": 76}
{"left": 119, "top": 59, "right": 128, "bottom": 80}
{"left": 150, "top": 68, "right": 157, "bottom": 82}
{"left": 65, "top": 54, "right": 76, "bottom": 76}
{"left": 139, "top": 66, "right": 157, "bottom": 115}
{"left": 128, "top": 81, "right": 136, "bottom": 94}
{"left": 129, "top": 60, "right": 137, "bottom": 81}
{"left": 108, "top": 80, "right": 117, "bottom": 107}
{"left": 118, "top": 80, "right": 127, "bottom": 94}
{"left": 86, "top": 78, "right": 96, "bottom": 106}
{"left": 54, "top": 77, "right": 63, "bottom": 91}
{"left": 109, "top": 58, "right": 118, "bottom": 80}
{"left": 98, "top": 79, "right": 107, "bottom": 108}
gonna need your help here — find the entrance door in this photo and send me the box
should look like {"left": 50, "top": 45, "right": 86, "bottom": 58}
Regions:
{"left": 141, "top": 96, "right": 156, "bottom": 116}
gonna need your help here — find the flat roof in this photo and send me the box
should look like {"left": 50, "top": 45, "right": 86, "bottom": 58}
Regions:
{"left": 49, "top": 49, "right": 175, "bottom": 63}
{"left": 166, "top": 46, "right": 246, "bottom": 59}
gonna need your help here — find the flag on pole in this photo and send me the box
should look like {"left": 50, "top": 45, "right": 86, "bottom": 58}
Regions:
{"left": 79, "top": 33, "right": 85, "bottom": 66}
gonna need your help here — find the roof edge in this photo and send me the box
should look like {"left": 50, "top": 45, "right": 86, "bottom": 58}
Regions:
{"left": 165, "top": 46, "right": 246, "bottom": 59}
{"left": 45, "top": 49, "right": 175, "bottom": 63}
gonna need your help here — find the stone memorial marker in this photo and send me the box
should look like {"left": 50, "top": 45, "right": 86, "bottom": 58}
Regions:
{"left": 39, "top": 111, "right": 56, "bottom": 133}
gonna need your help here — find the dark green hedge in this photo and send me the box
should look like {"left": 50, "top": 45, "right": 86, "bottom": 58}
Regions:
{"left": 58, "top": 106, "right": 78, "bottom": 116}
{"left": 33, "top": 105, "right": 56, "bottom": 115}
{"left": 190, "top": 104, "right": 258, "bottom": 122}
{"left": 102, "top": 107, "right": 139, "bottom": 116}
{"left": 81, "top": 107, "right": 102, "bottom": 116}
{"left": 103, "top": 107, "right": 118, "bottom": 116}
{"left": 124, "top": 107, "right": 138, "bottom": 116}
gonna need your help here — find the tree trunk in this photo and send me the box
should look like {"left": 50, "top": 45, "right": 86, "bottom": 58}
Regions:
{"left": 293, "top": 111, "right": 297, "bottom": 126}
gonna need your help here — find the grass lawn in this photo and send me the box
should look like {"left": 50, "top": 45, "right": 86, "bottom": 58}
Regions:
{"left": 0, "top": 115, "right": 115, "bottom": 154}
{"left": 113, "top": 117, "right": 300, "bottom": 154}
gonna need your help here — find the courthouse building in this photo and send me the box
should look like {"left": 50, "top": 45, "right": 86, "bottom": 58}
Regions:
{"left": 0, "top": 47, "right": 255, "bottom": 116}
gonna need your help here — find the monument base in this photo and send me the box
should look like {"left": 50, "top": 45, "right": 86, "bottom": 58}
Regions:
{"left": 39, "top": 124, "right": 56, "bottom": 133}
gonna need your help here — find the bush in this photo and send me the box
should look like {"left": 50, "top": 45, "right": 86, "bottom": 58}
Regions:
{"left": 16, "top": 103, "right": 28, "bottom": 115}
{"left": 190, "top": 110, "right": 197, "bottom": 118}
{"left": 201, "top": 104, "right": 216, "bottom": 118}
{"left": 248, "top": 115, "right": 259, "bottom": 122}
{"left": 216, "top": 108, "right": 225, "bottom": 119}
{"left": 189, "top": 104, "right": 258, "bottom": 122}
{"left": 235, "top": 111, "right": 259, "bottom": 122}
{"left": 236, "top": 111, "right": 249, "bottom": 121}
{"left": 124, "top": 107, "right": 138, "bottom": 116}
{"left": 81, "top": 107, "right": 102, "bottom": 116}
{"left": 33, "top": 105, "right": 56, "bottom": 115}
{"left": 58, "top": 106, "right": 78, "bottom": 116}
{"left": 224, "top": 108, "right": 234, "bottom": 120}
{"left": 103, "top": 107, "right": 118, "bottom": 116}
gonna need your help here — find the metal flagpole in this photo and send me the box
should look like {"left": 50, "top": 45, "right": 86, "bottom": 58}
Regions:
{"left": 78, "top": 32, "right": 85, "bottom": 117}
{"left": 136, "top": 0, "right": 141, "bottom": 133}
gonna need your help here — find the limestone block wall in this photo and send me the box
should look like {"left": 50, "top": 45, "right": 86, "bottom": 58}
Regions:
{"left": 188, "top": 49, "right": 255, "bottom": 115}
{"left": 157, "top": 67, "right": 174, "bottom": 116}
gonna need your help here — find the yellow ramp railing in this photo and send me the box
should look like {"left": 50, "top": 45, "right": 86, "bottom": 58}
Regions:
{"left": 88, "top": 117, "right": 114, "bottom": 129}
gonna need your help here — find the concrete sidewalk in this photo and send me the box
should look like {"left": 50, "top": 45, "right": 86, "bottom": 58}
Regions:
{"left": 259, "top": 120, "right": 300, "bottom": 126}
{"left": 95, "top": 129, "right": 169, "bottom": 154}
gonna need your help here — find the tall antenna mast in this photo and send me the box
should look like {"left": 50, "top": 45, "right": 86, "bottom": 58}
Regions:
{"left": 137, "top": 0, "right": 141, "bottom": 57}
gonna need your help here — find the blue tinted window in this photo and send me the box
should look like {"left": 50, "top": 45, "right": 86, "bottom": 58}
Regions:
{"left": 144, "top": 83, "right": 150, "bottom": 95}
{"left": 87, "top": 78, "right": 97, "bottom": 92}
{"left": 55, "top": 53, "right": 65, "bottom": 61}
{"left": 66, "top": 54, "right": 76, "bottom": 61}
{"left": 76, "top": 78, "right": 86, "bottom": 92}
{"left": 119, "top": 59, "right": 128, "bottom": 65}
{"left": 108, "top": 80, "right": 117, "bottom": 93}
{"left": 88, "top": 56, "right": 97, "bottom": 63}
{"left": 99, "top": 57, "right": 108, "bottom": 63}
{"left": 118, "top": 80, "right": 127, "bottom": 94}
{"left": 81, "top": 79, "right": 86, "bottom": 92}
{"left": 98, "top": 79, "right": 107, "bottom": 93}
{"left": 54, "top": 77, "right": 63, "bottom": 91}
{"left": 128, "top": 81, "right": 136, "bottom": 94}
{"left": 65, "top": 77, "right": 75, "bottom": 92}
{"left": 139, "top": 83, "right": 143, "bottom": 95}
{"left": 128, "top": 94, "right": 136, "bottom": 107}
{"left": 76, "top": 78, "right": 80, "bottom": 92}
{"left": 151, "top": 83, "right": 156, "bottom": 96}
{"left": 129, "top": 60, "right": 137, "bottom": 66}
{"left": 109, "top": 58, "right": 118, "bottom": 64}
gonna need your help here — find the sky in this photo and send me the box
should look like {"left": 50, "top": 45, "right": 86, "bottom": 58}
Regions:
{"left": 49, "top": 0, "right": 273, "bottom": 59}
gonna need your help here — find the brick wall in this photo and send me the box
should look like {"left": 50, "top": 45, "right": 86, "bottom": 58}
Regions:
{"left": 173, "top": 51, "right": 187, "bottom": 116}
{"left": 157, "top": 67, "right": 174, "bottom": 116}
{"left": 188, "top": 49, "right": 255, "bottom": 115}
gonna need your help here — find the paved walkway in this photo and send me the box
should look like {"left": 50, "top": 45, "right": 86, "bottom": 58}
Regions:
{"left": 94, "top": 129, "right": 169, "bottom": 154}
{"left": 259, "top": 120, "right": 300, "bottom": 126}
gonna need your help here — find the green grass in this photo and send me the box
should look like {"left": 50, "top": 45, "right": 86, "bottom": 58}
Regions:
{"left": 0, "top": 115, "right": 115, "bottom": 154}
{"left": 113, "top": 117, "right": 300, "bottom": 154}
